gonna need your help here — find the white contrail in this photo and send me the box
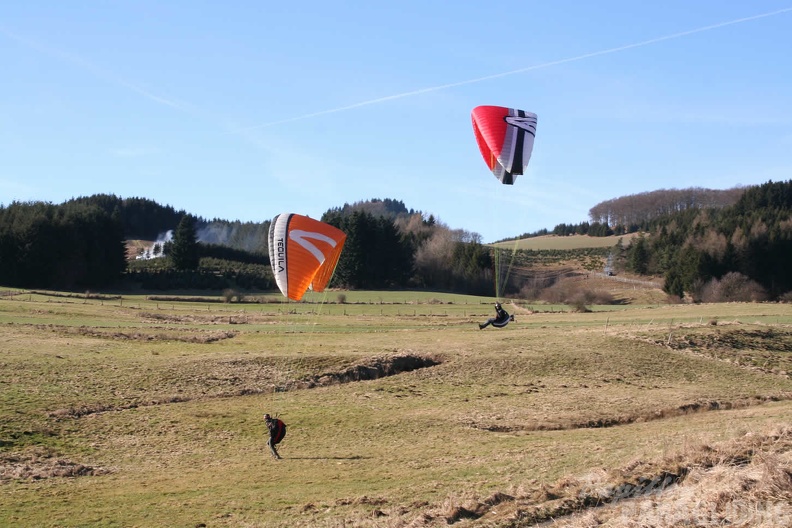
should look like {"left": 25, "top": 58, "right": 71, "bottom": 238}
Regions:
{"left": 0, "top": 26, "right": 194, "bottom": 113}
{"left": 238, "top": 6, "right": 792, "bottom": 131}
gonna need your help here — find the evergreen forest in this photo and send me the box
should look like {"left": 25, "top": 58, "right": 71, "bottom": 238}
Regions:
{"left": 1, "top": 181, "right": 790, "bottom": 301}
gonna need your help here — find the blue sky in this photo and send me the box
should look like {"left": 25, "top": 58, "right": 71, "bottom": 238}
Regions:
{"left": 2, "top": 1, "right": 791, "bottom": 242}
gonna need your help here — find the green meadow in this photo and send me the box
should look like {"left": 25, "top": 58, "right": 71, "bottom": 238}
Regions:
{"left": 2, "top": 289, "right": 792, "bottom": 527}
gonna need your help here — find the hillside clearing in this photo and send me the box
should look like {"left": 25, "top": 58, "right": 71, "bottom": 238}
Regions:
{"left": 491, "top": 233, "right": 640, "bottom": 251}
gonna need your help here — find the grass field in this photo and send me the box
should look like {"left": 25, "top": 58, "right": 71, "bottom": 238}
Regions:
{"left": 491, "top": 233, "right": 640, "bottom": 251}
{"left": 2, "top": 289, "right": 792, "bottom": 527}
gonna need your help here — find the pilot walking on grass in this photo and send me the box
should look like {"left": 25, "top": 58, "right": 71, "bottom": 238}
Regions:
{"left": 264, "top": 414, "right": 286, "bottom": 459}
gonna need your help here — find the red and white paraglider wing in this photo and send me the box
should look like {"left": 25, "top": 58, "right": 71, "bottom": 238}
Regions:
{"left": 471, "top": 105, "right": 537, "bottom": 185}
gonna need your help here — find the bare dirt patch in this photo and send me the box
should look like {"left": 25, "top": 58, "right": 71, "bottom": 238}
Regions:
{"left": 287, "top": 353, "right": 441, "bottom": 390}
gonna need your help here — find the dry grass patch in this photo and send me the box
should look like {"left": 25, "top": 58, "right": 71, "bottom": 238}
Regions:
{"left": 469, "top": 395, "right": 788, "bottom": 433}
{"left": 389, "top": 426, "right": 792, "bottom": 527}
{"left": 15, "top": 320, "right": 238, "bottom": 344}
{"left": 140, "top": 311, "right": 258, "bottom": 325}
{"left": 44, "top": 353, "right": 441, "bottom": 419}
{"left": 37, "top": 323, "right": 239, "bottom": 343}
{"left": 494, "top": 233, "right": 640, "bottom": 251}
{"left": 543, "top": 426, "right": 792, "bottom": 527}
{"left": 0, "top": 448, "right": 110, "bottom": 482}
{"left": 625, "top": 323, "right": 792, "bottom": 378}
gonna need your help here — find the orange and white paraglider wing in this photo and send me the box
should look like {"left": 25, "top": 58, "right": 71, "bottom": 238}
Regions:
{"left": 309, "top": 227, "right": 345, "bottom": 293}
{"left": 471, "top": 105, "right": 537, "bottom": 185}
{"left": 268, "top": 213, "right": 346, "bottom": 301}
